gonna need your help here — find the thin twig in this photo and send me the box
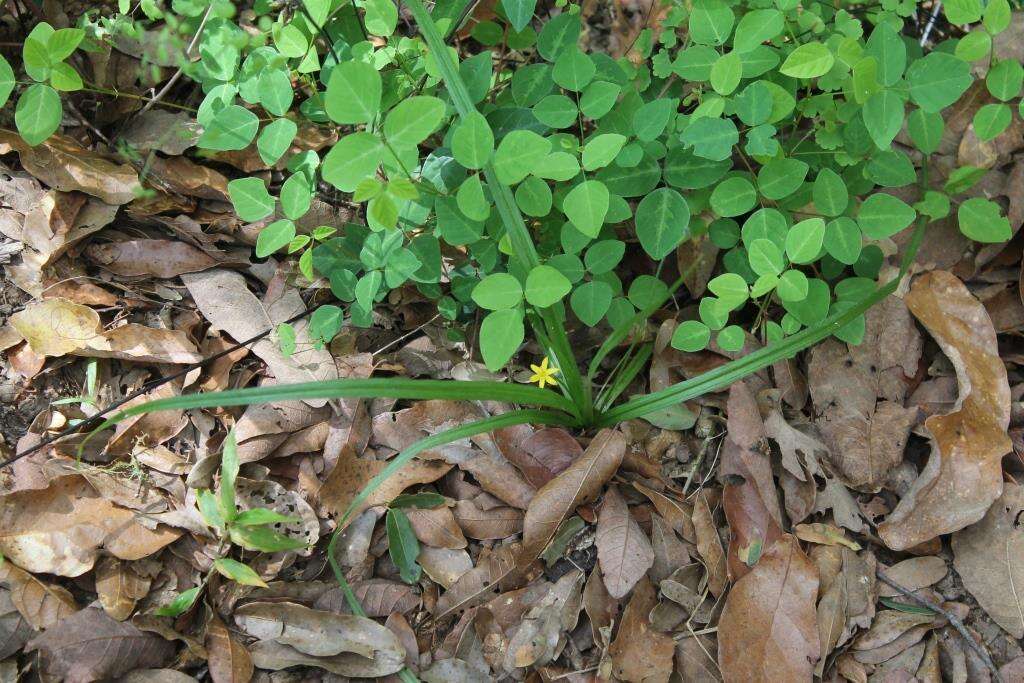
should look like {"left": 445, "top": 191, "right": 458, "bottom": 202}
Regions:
{"left": 0, "top": 304, "right": 320, "bottom": 471}
{"left": 135, "top": 4, "right": 213, "bottom": 118}
{"left": 875, "top": 568, "right": 1004, "bottom": 683}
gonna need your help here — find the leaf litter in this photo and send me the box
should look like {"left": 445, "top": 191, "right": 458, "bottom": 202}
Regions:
{"left": 3, "top": 9, "right": 1024, "bottom": 683}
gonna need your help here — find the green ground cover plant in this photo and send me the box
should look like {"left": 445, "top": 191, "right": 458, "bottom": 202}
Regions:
{"left": 4, "top": 1, "right": 1020, "bottom": 677}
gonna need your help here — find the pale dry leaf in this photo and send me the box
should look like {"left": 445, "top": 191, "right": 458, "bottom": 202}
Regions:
{"left": 0, "top": 559, "right": 77, "bottom": 630}
{"left": 717, "top": 534, "right": 820, "bottom": 681}
{"left": 0, "top": 589, "right": 32, "bottom": 660}
{"left": 0, "top": 475, "right": 180, "bottom": 577}
{"left": 596, "top": 485, "right": 654, "bottom": 599}
{"left": 419, "top": 546, "right": 474, "bottom": 589}
{"left": 206, "top": 614, "right": 254, "bottom": 683}
{"left": 520, "top": 429, "right": 626, "bottom": 564}
{"left": 86, "top": 239, "right": 221, "bottom": 278}
{"left": 120, "top": 670, "right": 199, "bottom": 683}
{"left": 0, "top": 132, "right": 141, "bottom": 205}
{"left": 87, "top": 324, "right": 204, "bottom": 364}
{"left": 10, "top": 297, "right": 103, "bottom": 356}
{"left": 951, "top": 481, "right": 1024, "bottom": 638}
{"left": 435, "top": 543, "right": 520, "bottom": 618}
{"left": 879, "top": 271, "right": 1012, "bottom": 550}
{"left": 607, "top": 576, "right": 675, "bottom": 683}
{"left": 235, "top": 601, "right": 404, "bottom": 666}
{"left": 248, "top": 639, "right": 406, "bottom": 679}
{"left": 235, "top": 478, "right": 319, "bottom": 555}
{"left": 674, "top": 634, "right": 721, "bottom": 683}
{"left": 27, "top": 607, "right": 175, "bottom": 682}
{"left": 795, "top": 522, "right": 861, "bottom": 551}
{"left": 182, "top": 269, "right": 338, "bottom": 406}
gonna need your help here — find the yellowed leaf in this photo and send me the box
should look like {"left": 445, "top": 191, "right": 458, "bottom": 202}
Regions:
{"left": 10, "top": 297, "right": 103, "bottom": 356}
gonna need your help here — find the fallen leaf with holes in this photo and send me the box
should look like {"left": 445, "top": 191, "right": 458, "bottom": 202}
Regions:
{"left": 808, "top": 296, "right": 921, "bottom": 491}
{"left": 206, "top": 614, "right": 254, "bottom": 683}
{"left": 520, "top": 429, "right": 626, "bottom": 564}
{"left": 595, "top": 485, "right": 653, "bottom": 599}
{"left": 27, "top": 607, "right": 175, "bottom": 682}
{"left": 717, "top": 534, "right": 819, "bottom": 680}
{"left": 879, "top": 271, "right": 1012, "bottom": 550}
{"left": 0, "top": 559, "right": 78, "bottom": 629}
{"left": 951, "top": 481, "right": 1024, "bottom": 638}
{"left": 236, "top": 601, "right": 405, "bottom": 677}
{"left": 0, "top": 131, "right": 141, "bottom": 205}
{"left": 0, "top": 475, "right": 180, "bottom": 577}
{"left": 182, "top": 269, "right": 338, "bottom": 406}
{"left": 86, "top": 239, "right": 221, "bottom": 278}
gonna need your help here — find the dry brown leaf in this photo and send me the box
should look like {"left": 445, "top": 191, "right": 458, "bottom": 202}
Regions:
{"left": 0, "top": 132, "right": 141, "bottom": 205}
{"left": 206, "top": 614, "right": 254, "bottom": 683}
{"left": 0, "top": 559, "right": 77, "bottom": 629}
{"left": 520, "top": 429, "right": 626, "bottom": 564}
{"left": 717, "top": 534, "right": 819, "bottom": 680}
{"left": 319, "top": 447, "right": 451, "bottom": 523}
{"left": 106, "top": 381, "right": 188, "bottom": 456}
{"left": 607, "top": 576, "right": 674, "bottom": 683}
{"left": 951, "top": 481, "right": 1024, "bottom": 638}
{"left": 419, "top": 546, "right": 473, "bottom": 588}
{"left": 0, "top": 589, "right": 32, "bottom": 660}
{"left": 674, "top": 634, "right": 721, "bottom": 682}
{"left": 795, "top": 522, "right": 861, "bottom": 551}
{"left": 10, "top": 298, "right": 203, "bottom": 364}
{"left": 237, "top": 602, "right": 405, "bottom": 677}
{"left": 86, "top": 239, "right": 221, "bottom": 278}
{"left": 10, "top": 297, "right": 103, "bottom": 356}
{"left": 692, "top": 490, "right": 727, "bottom": 598}
{"left": 632, "top": 480, "right": 695, "bottom": 542}
{"left": 0, "top": 475, "right": 179, "bottom": 577}
{"left": 452, "top": 498, "right": 524, "bottom": 540}
{"left": 879, "top": 271, "right": 1012, "bottom": 550}
{"left": 315, "top": 579, "right": 419, "bottom": 617}
{"left": 877, "top": 556, "right": 947, "bottom": 598}
{"left": 808, "top": 296, "right": 921, "bottom": 491}
{"left": 95, "top": 557, "right": 150, "bottom": 621}
{"left": 504, "top": 569, "right": 583, "bottom": 670}
{"left": 182, "top": 269, "right": 338, "bottom": 406}
{"left": 721, "top": 382, "right": 784, "bottom": 580}
{"left": 120, "top": 109, "right": 200, "bottom": 155}
{"left": 407, "top": 505, "right": 467, "bottom": 549}
{"left": 595, "top": 485, "right": 654, "bottom": 599}
{"left": 435, "top": 543, "right": 521, "bottom": 618}
{"left": 494, "top": 426, "right": 582, "bottom": 489}
{"left": 147, "top": 155, "right": 231, "bottom": 201}
{"left": 27, "top": 607, "right": 175, "bottom": 682}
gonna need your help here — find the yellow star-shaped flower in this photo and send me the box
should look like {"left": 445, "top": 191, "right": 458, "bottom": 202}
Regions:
{"left": 529, "top": 356, "right": 560, "bottom": 389}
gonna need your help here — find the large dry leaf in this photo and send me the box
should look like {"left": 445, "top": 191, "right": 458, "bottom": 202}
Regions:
{"left": 86, "top": 239, "right": 221, "bottom": 278}
{"left": 0, "top": 475, "right": 179, "bottom": 576}
{"left": 721, "top": 382, "right": 784, "bottom": 581}
{"left": 10, "top": 298, "right": 202, "bottom": 363}
{"left": 951, "top": 482, "right": 1024, "bottom": 638}
{"left": 0, "top": 132, "right": 141, "bottom": 204}
{"left": 407, "top": 505, "right": 467, "bottom": 549}
{"left": 452, "top": 498, "right": 524, "bottom": 540}
{"left": 879, "top": 271, "right": 1011, "bottom": 550}
{"left": 596, "top": 485, "right": 654, "bottom": 598}
{"left": 27, "top": 607, "right": 175, "bottom": 682}
{"left": 520, "top": 429, "right": 626, "bottom": 563}
{"left": 808, "top": 296, "right": 921, "bottom": 491}
{"left": 0, "top": 559, "right": 77, "bottom": 629}
{"left": 607, "top": 576, "right": 675, "bottom": 683}
{"left": 0, "top": 590, "right": 33, "bottom": 660}
{"left": 207, "top": 614, "right": 253, "bottom": 683}
{"left": 315, "top": 579, "right": 419, "bottom": 617}
{"left": 182, "top": 269, "right": 338, "bottom": 406}
{"left": 717, "top": 534, "right": 820, "bottom": 681}
{"left": 236, "top": 601, "right": 404, "bottom": 677}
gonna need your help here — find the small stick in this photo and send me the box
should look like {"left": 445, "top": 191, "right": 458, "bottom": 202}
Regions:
{"left": 875, "top": 568, "right": 1004, "bottom": 683}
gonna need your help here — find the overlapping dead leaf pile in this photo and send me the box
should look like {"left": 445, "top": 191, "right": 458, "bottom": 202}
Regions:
{"left": 3, "top": 6, "right": 1024, "bottom": 683}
